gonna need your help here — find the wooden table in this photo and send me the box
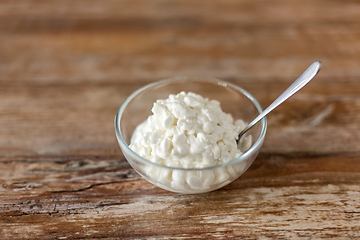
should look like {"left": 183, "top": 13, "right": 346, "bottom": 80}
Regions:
{"left": 1, "top": 0, "right": 360, "bottom": 239}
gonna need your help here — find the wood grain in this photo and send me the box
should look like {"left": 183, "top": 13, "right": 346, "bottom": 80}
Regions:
{"left": 1, "top": 0, "right": 360, "bottom": 239}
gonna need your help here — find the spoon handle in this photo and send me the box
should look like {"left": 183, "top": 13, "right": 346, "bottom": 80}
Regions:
{"left": 239, "top": 61, "right": 322, "bottom": 139}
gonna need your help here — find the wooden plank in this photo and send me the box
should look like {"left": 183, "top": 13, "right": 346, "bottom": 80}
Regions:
{"left": 1, "top": 154, "right": 360, "bottom": 239}
{"left": 1, "top": 0, "right": 359, "bottom": 27}
{"left": 1, "top": 28, "right": 359, "bottom": 84}
{"left": 0, "top": 82, "right": 359, "bottom": 156}
{"left": 0, "top": 1, "right": 359, "bottom": 84}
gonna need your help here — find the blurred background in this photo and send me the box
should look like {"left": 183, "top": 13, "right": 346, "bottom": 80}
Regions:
{"left": 0, "top": 0, "right": 359, "bottom": 161}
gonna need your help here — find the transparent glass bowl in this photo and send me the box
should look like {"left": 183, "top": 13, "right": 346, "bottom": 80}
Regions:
{"left": 115, "top": 77, "right": 267, "bottom": 194}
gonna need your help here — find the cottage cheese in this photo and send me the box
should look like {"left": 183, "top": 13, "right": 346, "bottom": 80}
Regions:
{"left": 129, "top": 91, "right": 251, "bottom": 193}
{"left": 130, "top": 91, "right": 247, "bottom": 168}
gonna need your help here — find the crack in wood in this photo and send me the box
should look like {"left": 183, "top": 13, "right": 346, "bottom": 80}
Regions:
{"left": 48, "top": 180, "right": 135, "bottom": 194}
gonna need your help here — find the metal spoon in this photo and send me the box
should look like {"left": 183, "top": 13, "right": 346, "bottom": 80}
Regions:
{"left": 238, "top": 61, "right": 322, "bottom": 142}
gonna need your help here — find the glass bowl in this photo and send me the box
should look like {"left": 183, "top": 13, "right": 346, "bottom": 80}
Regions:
{"left": 115, "top": 77, "right": 267, "bottom": 194}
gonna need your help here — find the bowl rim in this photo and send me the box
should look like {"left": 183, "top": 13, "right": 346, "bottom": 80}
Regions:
{"left": 114, "top": 76, "right": 267, "bottom": 171}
